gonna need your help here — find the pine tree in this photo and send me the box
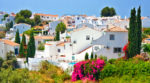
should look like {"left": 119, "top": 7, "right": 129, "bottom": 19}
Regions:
{"left": 27, "top": 31, "right": 35, "bottom": 58}
{"left": 91, "top": 52, "right": 93, "bottom": 59}
{"left": 85, "top": 53, "right": 89, "bottom": 60}
{"left": 15, "top": 29, "right": 20, "bottom": 44}
{"left": 137, "top": 6, "right": 142, "bottom": 54}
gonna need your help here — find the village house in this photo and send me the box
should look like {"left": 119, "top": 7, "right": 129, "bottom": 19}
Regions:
{"left": 44, "top": 26, "right": 103, "bottom": 62}
{"left": 25, "top": 35, "right": 54, "bottom": 49}
{"left": 0, "top": 39, "right": 19, "bottom": 59}
{"left": 12, "top": 23, "right": 31, "bottom": 34}
{"left": 93, "top": 26, "right": 128, "bottom": 59}
{"left": 0, "top": 12, "right": 15, "bottom": 27}
{"left": 34, "top": 13, "right": 59, "bottom": 21}
{"left": 48, "top": 21, "right": 61, "bottom": 35}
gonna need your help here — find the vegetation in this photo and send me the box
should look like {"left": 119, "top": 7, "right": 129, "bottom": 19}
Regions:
{"left": 0, "top": 51, "right": 18, "bottom": 69}
{"left": 15, "top": 29, "right": 20, "bottom": 44}
{"left": 0, "top": 31, "right": 5, "bottom": 38}
{"left": 95, "top": 54, "right": 97, "bottom": 59}
{"left": 0, "top": 57, "right": 70, "bottom": 83}
{"left": 27, "top": 30, "right": 35, "bottom": 58}
{"left": 85, "top": 53, "right": 89, "bottom": 60}
{"left": 54, "top": 31, "right": 60, "bottom": 41}
{"left": 91, "top": 52, "right": 93, "bottom": 59}
{"left": 15, "top": 10, "right": 39, "bottom": 27}
{"left": 2, "top": 14, "right": 9, "bottom": 21}
{"left": 142, "top": 44, "right": 150, "bottom": 52}
{"left": 54, "top": 22, "right": 66, "bottom": 41}
{"left": 6, "top": 21, "right": 13, "bottom": 31}
{"left": 34, "top": 15, "right": 41, "bottom": 25}
{"left": 38, "top": 43, "right": 45, "bottom": 51}
{"left": 101, "top": 7, "right": 116, "bottom": 17}
{"left": 19, "top": 34, "right": 27, "bottom": 58}
{"left": 128, "top": 7, "right": 142, "bottom": 58}
{"left": 55, "top": 22, "right": 66, "bottom": 33}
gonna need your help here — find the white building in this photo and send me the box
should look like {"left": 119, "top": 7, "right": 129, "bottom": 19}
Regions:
{"left": 93, "top": 26, "right": 128, "bottom": 59}
{"left": 34, "top": 13, "right": 59, "bottom": 21}
{"left": 44, "top": 26, "right": 103, "bottom": 62}
{"left": 0, "top": 12, "right": 15, "bottom": 27}
{"left": 12, "top": 23, "right": 31, "bottom": 34}
{"left": 0, "top": 39, "right": 19, "bottom": 59}
{"left": 49, "top": 21, "right": 61, "bottom": 35}
{"left": 25, "top": 35, "right": 54, "bottom": 49}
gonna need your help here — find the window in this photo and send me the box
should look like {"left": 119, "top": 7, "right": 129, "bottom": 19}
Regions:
{"left": 114, "top": 48, "right": 122, "bottom": 53}
{"left": 110, "top": 34, "right": 115, "bottom": 40}
{"left": 86, "top": 35, "right": 90, "bottom": 40}
{"left": 73, "top": 40, "right": 76, "bottom": 44}
{"left": 14, "top": 48, "right": 18, "bottom": 55}
{"left": 72, "top": 56, "right": 75, "bottom": 60}
{"left": 38, "top": 41, "right": 41, "bottom": 44}
{"left": 58, "top": 49, "right": 61, "bottom": 52}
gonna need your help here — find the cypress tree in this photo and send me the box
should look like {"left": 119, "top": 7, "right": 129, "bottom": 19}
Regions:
{"left": 137, "top": 6, "right": 142, "bottom": 54}
{"left": 22, "top": 34, "right": 26, "bottom": 45}
{"left": 15, "top": 29, "right": 20, "bottom": 44}
{"left": 55, "top": 31, "right": 60, "bottom": 41}
{"left": 85, "top": 53, "right": 89, "bottom": 60}
{"left": 19, "top": 42, "right": 24, "bottom": 57}
{"left": 95, "top": 54, "right": 97, "bottom": 59}
{"left": 27, "top": 31, "right": 35, "bottom": 58}
{"left": 128, "top": 8, "right": 137, "bottom": 58}
{"left": 19, "top": 34, "right": 27, "bottom": 58}
{"left": 91, "top": 52, "right": 93, "bottom": 59}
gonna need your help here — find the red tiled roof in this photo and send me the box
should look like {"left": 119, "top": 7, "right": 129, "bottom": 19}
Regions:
{"left": 35, "top": 13, "right": 58, "bottom": 17}
{"left": 104, "top": 26, "right": 128, "bottom": 32}
{"left": 0, "top": 39, "right": 19, "bottom": 46}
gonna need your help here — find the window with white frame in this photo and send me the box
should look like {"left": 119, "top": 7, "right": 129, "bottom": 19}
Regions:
{"left": 113, "top": 48, "right": 122, "bottom": 53}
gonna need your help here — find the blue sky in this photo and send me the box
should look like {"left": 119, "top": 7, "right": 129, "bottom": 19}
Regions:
{"left": 0, "top": 0, "right": 149, "bottom": 18}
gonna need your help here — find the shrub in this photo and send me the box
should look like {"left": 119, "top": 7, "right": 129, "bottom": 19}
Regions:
{"left": 85, "top": 53, "right": 89, "bottom": 60}
{"left": 0, "top": 57, "right": 3, "bottom": 68}
{"left": 99, "top": 56, "right": 107, "bottom": 62}
{"left": 108, "top": 59, "right": 116, "bottom": 64}
{"left": 72, "top": 59, "right": 105, "bottom": 81}
{"left": 90, "top": 52, "right": 93, "bottom": 60}
{"left": 38, "top": 43, "right": 45, "bottom": 50}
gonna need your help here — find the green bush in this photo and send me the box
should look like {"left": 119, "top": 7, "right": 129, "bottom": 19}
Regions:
{"left": 100, "top": 59, "right": 150, "bottom": 80}
{"left": 38, "top": 43, "right": 45, "bottom": 50}
{"left": 108, "top": 59, "right": 116, "bottom": 64}
{"left": 99, "top": 56, "right": 107, "bottom": 62}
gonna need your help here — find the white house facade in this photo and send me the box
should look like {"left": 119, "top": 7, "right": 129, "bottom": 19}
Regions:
{"left": 93, "top": 26, "right": 128, "bottom": 59}
{"left": 13, "top": 23, "right": 31, "bottom": 34}
{"left": 0, "top": 39, "right": 19, "bottom": 59}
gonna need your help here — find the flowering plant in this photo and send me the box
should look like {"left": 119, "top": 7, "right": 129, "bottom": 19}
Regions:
{"left": 72, "top": 59, "right": 105, "bottom": 81}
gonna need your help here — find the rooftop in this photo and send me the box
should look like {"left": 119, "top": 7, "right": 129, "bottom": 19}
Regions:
{"left": 0, "top": 39, "right": 19, "bottom": 46}
{"left": 35, "top": 13, "right": 58, "bottom": 17}
{"left": 104, "top": 26, "right": 128, "bottom": 32}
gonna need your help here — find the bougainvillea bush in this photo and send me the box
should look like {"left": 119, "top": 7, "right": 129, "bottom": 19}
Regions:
{"left": 72, "top": 59, "right": 105, "bottom": 81}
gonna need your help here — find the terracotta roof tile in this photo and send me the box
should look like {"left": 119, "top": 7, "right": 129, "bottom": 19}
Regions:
{"left": 0, "top": 39, "right": 19, "bottom": 46}
{"left": 34, "top": 36, "right": 54, "bottom": 40}
{"left": 104, "top": 26, "right": 128, "bottom": 32}
{"left": 35, "top": 13, "right": 58, "bottom": 17}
